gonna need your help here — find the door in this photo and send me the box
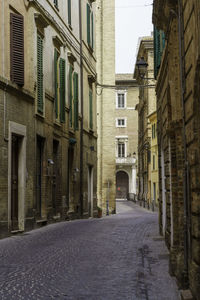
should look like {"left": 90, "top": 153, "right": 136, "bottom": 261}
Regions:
{"left": 52, "top": 140, "right": 59, "bottom": 212}
{"left": 11, "top": 134, "right": 20, "bottom": 230}
{"left": 88, "top": 166, "right": 93, "bottom": 217}
{"left": 116, "top": 171, "right": 129, "bottom": 199}
{"left": 36, "top": 136, "right": 43, "bottom": 218}
{"left": 67, "top": 147, "right": 74, "bottom": 208}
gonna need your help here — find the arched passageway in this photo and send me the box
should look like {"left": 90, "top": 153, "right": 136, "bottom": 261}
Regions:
{"left": 116, "top": 171, "right": 129, "bottom": 199}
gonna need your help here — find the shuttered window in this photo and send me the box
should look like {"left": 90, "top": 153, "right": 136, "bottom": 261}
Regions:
{"left": 54, "top": 0, "right": 58, "bottom": 8}
{"left": 59, "top": 59, "right": 66, "bottom": 123}
{"left": 91, "top": 12, "right": 94, "bottom": 49}
{"left": 54, "top": 49, "right": 59, "bottom": 118}
{"left": 154, "top": 26, "right": 165, "bottom": 79}
{"left": 73, "top": 72, "right": 79, "bottom": 130}
{"left": 37, "top": 35, "right": 43, "bottom": 113}
{"left": 86, "top": 4, "right": 94, "bottom": 50}
{"left": 10, "top": 13, "right": 24, "bottom": 86}
{"left": 89, "top": 89, "right": 93, "bottom": 130}
{"left": 69, "top": 65, "right": 73, "bottom": 127}
{"left": 68, "top": 0, "right": 71, "bottom": 27}
{"left": 87, "top": 4, "right": 91, "bottom": 46}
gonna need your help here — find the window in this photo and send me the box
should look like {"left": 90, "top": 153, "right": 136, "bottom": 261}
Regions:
{"left": 59, "top": 58, "right": 66, "bottom": 122}
{"left": 73, "top": 72, "right": 79, "bottom": 130}
{"left": 153, "top": 182, "right": 156, "bottom": 201}
{"left": 54, "top": 0, "right": 58, "bottom": 8}
{"left": 54, "top": 49, "right": 66, "bottom": 122}
{"left": 10, "top": 13, "right": 24, "bottom": 86}
{"left": 68, "top": 0, "right": 71, "bottom": 27}
{"left": 118, "top": 143, "right": 125, "bottom": 158}
{"left": 118, "top": 93, "right": 125, "bottom": 108}
{"left": 69, "top": 65, "right": 73, "bottom": 127}
{"left": 89, "top": 89, "right": 93, "bottom": 130}
{"left": 87, "top": 3, "right": 94, "bottom": 49}
{"left": 37, "top": 34, "right": 43, "bottom": 113}
{"left": 152, "top": 123, "right": 156, "bottom": 139}
{"left": 116, "top": 118, "right": 126, "bottom": 127}
{"left": 153, "top": 155, "right": 155, "bottom": 170}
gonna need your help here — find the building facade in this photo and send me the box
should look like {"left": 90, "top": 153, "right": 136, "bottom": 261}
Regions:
{"left": 115, "top": 74, "right": 138, "bottom": 201}
{"left": 153, "top": 0, "right": 200, "bottom": 298}
{"left": 148, "top": 111, "right": 159, "bottom": 209}
{"left": 0, "top": 0, "right": 97, "bottom": 238}
{"left": 134, "top": 37, "right": 157, "bottom": 209}
{"left": 96, "top": 0, "right": 116, "bottom": 214}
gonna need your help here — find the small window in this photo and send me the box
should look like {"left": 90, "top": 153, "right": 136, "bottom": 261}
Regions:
{"left": 117, "top": 93, "right": 125, "bottom": 108}
{"left": 116, "top": 118, "right": 126, "bottom": 127}
{"left": 153, "top": 155, "right": 155, "bottom": 170}
{"left": 54, "top": 0, "right": 58, "bottom": 9}
{"left": 118, "top": 143, "right": 125, "bottom": 158}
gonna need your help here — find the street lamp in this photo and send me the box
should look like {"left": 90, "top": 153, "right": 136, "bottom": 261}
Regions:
{"left": 136, "top": 57, "right": 148, "bottom": 79}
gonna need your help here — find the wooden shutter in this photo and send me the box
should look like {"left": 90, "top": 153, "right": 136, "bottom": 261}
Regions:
{"left": 68, "top": 0, "right": 71, "bottom": 26}
{"left": 69, "top": 65, "right": 73, "bottom": 127}
{"left": 59, "top": 58, "right": 66, "bottom": 123}
{"left": 73, "top": 72, "right": 79, "bottom": 130}
{"left": 10, "top": 13, "right": 24, "bottom": 86}
{"left": 91, "top": 12, "right": 94, "bottom": 49}
{"left": 54, "top": 49, "right": 58, "bottom": 118}
{"left": 37, "top": 35, "right": 43, "bottom": 113}
{"left": 87, "top": 4, "right": 91, "bottom": 45}
{"left": 89, "top": 89, "right": 93, "bottom": 130}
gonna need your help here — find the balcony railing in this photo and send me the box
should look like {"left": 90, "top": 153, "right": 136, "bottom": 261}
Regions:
{"left": 116, "top": 157, "right": 136, "bottom": 165}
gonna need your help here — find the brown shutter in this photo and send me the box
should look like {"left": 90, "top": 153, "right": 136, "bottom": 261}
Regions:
{"left": 10, "top": 13, "right": 24, "bottom": 86}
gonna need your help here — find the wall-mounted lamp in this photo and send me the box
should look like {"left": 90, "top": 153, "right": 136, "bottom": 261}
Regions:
{"left": 48, "top": 159, "right": 54, "bottom": 165}
{"left": 136, "top": 57, "right": 148, "bottom": 79}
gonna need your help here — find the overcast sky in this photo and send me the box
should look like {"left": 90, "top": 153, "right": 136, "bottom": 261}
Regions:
{"left": 115, "top": 0, "right": 153, "bottom": 74}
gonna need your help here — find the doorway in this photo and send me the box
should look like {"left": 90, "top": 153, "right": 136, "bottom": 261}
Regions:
{"left": 88, "top": 166, "right": 93, "bottom": 217}
{"left": 52, "top": 139, "right": 59, "bottom": 213}
{"left": 36, "top": 136, "right": 44, "bottom": 218}
{"left": 116, "top": 171, "right": 129, "bottom": 199}
{"left": 11, "top": 134, "right": 21, "bottom": 230}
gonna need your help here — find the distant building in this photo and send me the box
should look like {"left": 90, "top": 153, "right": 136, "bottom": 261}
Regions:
{"left": 134, "top": 37, "right": 157, "bottom": 209}
{"left": 115, "top": 74, "right": 138, "bottom": 201}
{"left": 0, "top": 0, "right": 97, "bottom": 238}
{"left": 148, "top": 111, "right": 159, "bottom": 209}
{"left": 96, "top": 0, "right": 116, "bottom": 214}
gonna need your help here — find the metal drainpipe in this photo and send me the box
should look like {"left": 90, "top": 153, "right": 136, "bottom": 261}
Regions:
{"left": 178, "top": 0, "right": 189, "bottom": 287}
{"left": 79, "top": 0, "right": 84, "bottom": 216}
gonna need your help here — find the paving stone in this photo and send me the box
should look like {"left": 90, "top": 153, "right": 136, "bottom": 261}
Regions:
{"left": 0, "top": 200, "right": 180, "bottom": 300}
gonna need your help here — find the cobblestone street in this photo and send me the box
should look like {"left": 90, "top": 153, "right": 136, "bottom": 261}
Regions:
{"left": 0, "top": 201, "right": 180, "bottom": 300}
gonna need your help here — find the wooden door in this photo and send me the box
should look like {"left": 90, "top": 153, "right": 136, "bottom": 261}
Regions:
{"left": 11, "top": 134, "right": 19, "bottom": 230}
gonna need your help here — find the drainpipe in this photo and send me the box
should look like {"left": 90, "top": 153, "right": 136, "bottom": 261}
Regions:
{"left": 178, "top": 0, "right": 189, "bottom": 287}
{"left": 79, "top": 0, "right": 83, "bottom": 216}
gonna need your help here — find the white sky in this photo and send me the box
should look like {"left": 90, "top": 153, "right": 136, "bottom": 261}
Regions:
{"left": 115, "top": 0, "right": 153, "bottom": 74}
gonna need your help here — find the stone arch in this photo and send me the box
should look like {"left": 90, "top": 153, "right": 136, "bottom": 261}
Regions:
{"left": 116, "top": 170, "right": 129, "bottom": 199}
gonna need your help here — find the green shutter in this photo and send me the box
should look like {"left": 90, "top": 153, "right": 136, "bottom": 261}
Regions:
{"left": 69, "top": 65, "right": 73, "bottom": 127}
{"left": 68, "top": 0, "right": 71, "bottom": 26}
{"left": 37, "top": 34, "right": 43, "bottom": 113}
{"left": 54, "top": 49, "right": 58, "bottom": 118}
{"left": 153, "top": 26, "right": 161, "bottom": 79}
{"left": 59, "top": 58, "right": 66, "bottom": 123}
{"left": 91, "top": 12, "right": 94, "bottom": 49}
{"left": 87, "top": 4, "right": 91, "bottom": 45}
{"left": 73, "top": 72, "right": 79, "bottom": 130}
{"left": 89, "top": 89, "right": 93, "bottom": 130}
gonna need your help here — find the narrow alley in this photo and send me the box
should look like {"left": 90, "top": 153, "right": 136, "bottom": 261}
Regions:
{"left": 0, "top": 201, "right": 179, "bottom": 300}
